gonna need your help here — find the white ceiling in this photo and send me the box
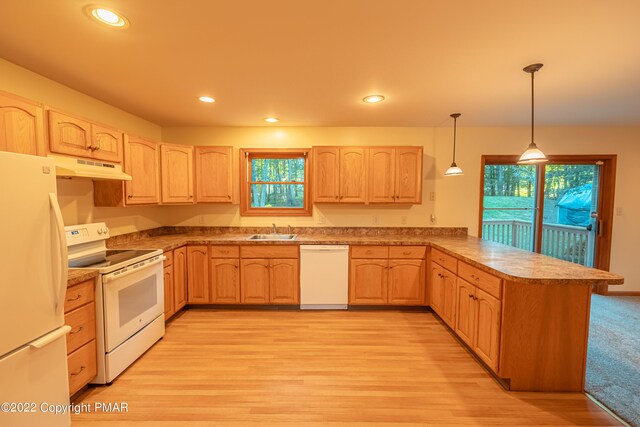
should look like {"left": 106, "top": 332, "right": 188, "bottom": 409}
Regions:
{"left": 1, "top": 0, "right": 639, "bottom": 127}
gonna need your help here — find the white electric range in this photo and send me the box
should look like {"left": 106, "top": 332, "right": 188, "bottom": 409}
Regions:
{"left": 66, "top": 222, "right": 165, "bottom": 384}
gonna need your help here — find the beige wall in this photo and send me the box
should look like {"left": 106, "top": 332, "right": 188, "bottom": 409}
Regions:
{"left": 0, "top": 58, "right": 168, "bottom": 235}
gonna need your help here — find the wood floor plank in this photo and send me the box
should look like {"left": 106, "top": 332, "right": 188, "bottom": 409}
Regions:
{"left": 71, "top": 309, "right": 620, "bottom": 426}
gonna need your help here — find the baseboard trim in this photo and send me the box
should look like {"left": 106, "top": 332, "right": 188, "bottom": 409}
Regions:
{"left": 602, "top": 291, "right": 640, "bottom": 296}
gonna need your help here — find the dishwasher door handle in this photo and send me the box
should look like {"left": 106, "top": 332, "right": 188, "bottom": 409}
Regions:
{"left": 300, "top": 245, "right": 349, "bottom": 252}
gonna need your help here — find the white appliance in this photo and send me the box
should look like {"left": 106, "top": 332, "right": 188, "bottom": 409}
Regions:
{"left": 300, "top": 245, "right": 349, "bottom": 309}
{"left": 66, "top": 222, "right": 165, "bottom": 384}
{"left": 0, "top": 152, "right": 71, "bottom": 427}
{"left": 49, "top": 155, "right": 132, "bottom": 181}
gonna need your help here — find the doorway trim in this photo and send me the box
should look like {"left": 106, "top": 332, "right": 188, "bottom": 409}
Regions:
{"left": 479, "top": 154, "right": 617, "bottom": 294}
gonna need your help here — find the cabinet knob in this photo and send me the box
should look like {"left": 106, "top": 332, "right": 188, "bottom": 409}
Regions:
{"left": 94, "top": 146, "right": 100, "bottom": 151}
{"left": 70, "top": 326, "right": 84, "bottom": 335}
{"left": 128, "top": 195, "right": 133, "bottom": 199}
{"left": 67, "top": 294, "right": 82, "bottom": 302}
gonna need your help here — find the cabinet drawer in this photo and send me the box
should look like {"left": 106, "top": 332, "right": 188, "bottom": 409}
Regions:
{"left": 351, "top": 246, "right": 389, "bottom": 259}
{"left": 431, "top": 248, "right": 458, "bottom": 274}
{"left": 389, "top": 246, "right": 426, "bottom": 259}
{"left": 458, "top": 262, "right": 502, "bottom": 299}
{"left": 240, "top": 245, "right": 298, "bottom": 259}
{"left": 65, "top": 302, "right": 96, "bottom": 354}
{"left": 64, "top": 280, "right": 94, "bottom": 313}
{"left": 67, "top": 339, "right": 97, "bottom": 396}
{"left": 163, "top": 250, "right": 173, "bottom": 267}
{"left": 210, "top": 245, "right": 240, "bottom": 258}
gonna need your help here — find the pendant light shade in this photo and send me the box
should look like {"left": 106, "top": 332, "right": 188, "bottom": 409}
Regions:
{"left": 445, "top": 113, "right": 463, "bottom": 176}
{"left": 518, "top": 63, "right": 547, "bottom": 164}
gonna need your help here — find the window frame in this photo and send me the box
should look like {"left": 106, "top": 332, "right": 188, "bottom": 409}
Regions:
{"left": 240, "top": 148, "right": 312, "bottom": 216}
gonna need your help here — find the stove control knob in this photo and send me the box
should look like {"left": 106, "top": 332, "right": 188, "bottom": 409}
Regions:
{"left": 97, "top": 229, "right": 103, "bottom": 235}
{"left": 103, "top": 227, "right": 109, "bottom": 235}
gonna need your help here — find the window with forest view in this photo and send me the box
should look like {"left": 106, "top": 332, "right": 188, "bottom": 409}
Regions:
{"left": 240, "top": 148, "right": 311, "bottom": 216}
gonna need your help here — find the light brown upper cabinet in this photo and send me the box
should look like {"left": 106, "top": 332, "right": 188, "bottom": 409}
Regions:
{"left": 48, "top": 110, "right": 123, "bottom": 162}
{"left": 195, "top": 146, "right": 233, "bottom": 203}
{"left": 313, "top": 146, "right": 368, "bottom": 203}
{"left": 160, "top": 143, "right": 194, "bottom": 204}
{"left": 369, "top": 147, "right": 422, "bottom": 204}
{"left": 124, "top": 136, "right": 160, "bottom": 205}
{"left": 313, "top": 146, "right": 422, "bottom": 204}
{"left": 0, "top": 91, "right": 46, "bottom": 156}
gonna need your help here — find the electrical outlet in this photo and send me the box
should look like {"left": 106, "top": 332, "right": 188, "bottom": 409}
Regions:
{"left": 429, "top": 192, "right": 436, "bottom": 202}
{"left": 616, "top": 207, "right": 623, "bottom": 216}
{"left": 400, "top": 216, "right": 407, "bottom": 225}
{"left": 430, "top": 214, "right": 437, "bottom": 224}
{"left": 317, "top": 214, "right": 326, "bottom": 224}
{"left": 372, "top": 216, "right": 379, "bottom": 225}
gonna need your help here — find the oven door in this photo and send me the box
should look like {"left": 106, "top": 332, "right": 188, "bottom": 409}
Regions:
{"left": 102, "top": 256, "right": 165, "bottom": 352}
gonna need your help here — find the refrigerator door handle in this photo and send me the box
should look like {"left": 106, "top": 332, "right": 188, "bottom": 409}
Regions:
{"left": 29, "top": 325, "right": 71, "bottom": 349}
{"left": 50, "top": 193, "right": 68, "bottom": 314}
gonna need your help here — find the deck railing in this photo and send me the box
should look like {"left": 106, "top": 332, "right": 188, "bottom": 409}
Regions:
{"left": 481, "top": 220, "right": 593, "bottom": 267}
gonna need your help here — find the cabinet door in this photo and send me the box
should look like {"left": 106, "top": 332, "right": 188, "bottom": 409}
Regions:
{"left": 339, "top": 147, "right": 368, "bottom": 203}
{"left": 160, "top": 144, "right": 194, "bottom": 204}
{"left": 0, "top": 92, "right": 45, "bottom": 156}
{"left": 240, "top": 259, "right": 270, "bottom": 304}
{"left": 368, "top": 147, "right": 395, "bottom": 203}
{"left": 92, "top": 124, "right": 123, "bottom": 163}
{"left": 474, "top": 289, "right": 502, "bottom": 373}
{"left": 455, "top": 279, "right": 477, "bottom": 346}
{"left": 430, "top": 263, "right": 444, "bottom": 314}
{"left": 395, "top": 147, "right": 422, "bottom": 203}
{"left": 173, "top": 246, "right": 187, "bottom": 311}
{"left": 388, "top": 259, "right": 424, "bottom": 305}
{"left": 349, "top": 259, "right": 388, "bottom": 304}
{"left": 195, "top": 146, "right": 233, "bottom": 203}
{"left": 441, "top": 270, "right": 457, "bottom": 328}
{"left": 211, "top": 258, "right": 240, "bottom": 303}
{"left": 269, "top": 259, "right": 299, "bottom": 304}
{"left": 48, "top": 111, "right": 92, "bottom": 158}
{"left": 163, "top": 264, "right": 175, "bottom": 320}
{"left": 124, "top": 136, "right": 160, "bottom": 205}
{"left": 313, "top": 147, "right": 340, "bottom": 202}
{"left": 187, "top": 246, "right": 209, "bottom": 303}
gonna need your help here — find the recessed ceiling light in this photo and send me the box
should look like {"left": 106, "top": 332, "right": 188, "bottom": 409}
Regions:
{"left": 363, "top": 95, "right": 385, "bottom": 104}
{"left": 264, "top": 117, "right": 279, "bottom": 123}
{"left": 199, "top": 96, "right": 216, "bottom": 103}
{"left": 85, "top": 6, "right": 129, "bottom": 28}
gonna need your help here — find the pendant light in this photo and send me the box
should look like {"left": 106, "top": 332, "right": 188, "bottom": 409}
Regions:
{"left": 444, "top": 113, "right": 463, "bottom": 176}
{"left": 517, "top": 63, "right": 548, "bottom": 164}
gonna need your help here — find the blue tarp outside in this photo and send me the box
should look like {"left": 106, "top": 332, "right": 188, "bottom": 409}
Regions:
{"left": 557, "top": 184, "right": 592, "bottom": 227}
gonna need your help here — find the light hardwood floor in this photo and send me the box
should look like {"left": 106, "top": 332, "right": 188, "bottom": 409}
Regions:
{"left": 72, "top": 309, "right": 619, "bottom": 426}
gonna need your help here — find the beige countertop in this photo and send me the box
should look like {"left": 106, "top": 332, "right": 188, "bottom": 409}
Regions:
{"left": 107, "top": 232, "right": 624, "bottom": 286}
{"left": 67, "top": 269, "right": 99, "bottom": 287}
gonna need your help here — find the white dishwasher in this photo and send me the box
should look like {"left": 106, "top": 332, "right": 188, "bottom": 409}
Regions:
{"left": 300, "top": 245, "right": 349, "bottom": 309}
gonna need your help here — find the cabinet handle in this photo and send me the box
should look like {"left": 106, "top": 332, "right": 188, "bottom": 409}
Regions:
{"left": 468, "top": 294, "right": 474, "bottom": 299}
{"left": 70, "top": 366, "right": 85, "bottom": 376}
{"left": 339, "top": 195, "right": 343, "bottom": 200}
{"left": 189, "top": 195, "right": 193, "bottom": 199}
{"left": 227, "top": 195, "right": 231, "bottom": 199}
{"left": 365, "top": 250, "right": 373, "bottom": 254}
{"left": 70, "top": 326, "right": 84, "bottom": 335}
{"left": 439, "top": 258, "right": 445, "bottom": 262}
{"left": 221, "top": 250, "right": 229, "bottom": 254}
{"left": 402, "top": 251, "right": 411, "bottom": 255}
{"left": 67, "top": 294, "right": 82, "bottom": 302}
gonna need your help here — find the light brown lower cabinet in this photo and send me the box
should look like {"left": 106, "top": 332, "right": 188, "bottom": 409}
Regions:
{"left": 185, "top": 245, "right": 300, "bottom": 305}
{"left": 187, "top": 246, "right": 209, "bottom": 303}
{"left": 349, "top": 245, "right": 426, "bottom": 305}
{"left": 211, "top": 258, "right": 241, "bottom": 303}
{"left": 430, "top": 255, "right": 458, "bottom": 328}
{"left": 163, "top": 246, "right": 187, "bottom": 320}
{"left": 64, "top": 279, "right": 97, "bottom": 396}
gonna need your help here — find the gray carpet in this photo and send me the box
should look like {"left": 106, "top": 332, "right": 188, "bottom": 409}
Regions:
{"left": 586, "top": 295, "right": 640, "bottom": 426}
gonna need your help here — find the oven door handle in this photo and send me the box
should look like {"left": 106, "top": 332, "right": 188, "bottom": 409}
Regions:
{"left": 102, "top": 256, "right": 166, "bottom": 283}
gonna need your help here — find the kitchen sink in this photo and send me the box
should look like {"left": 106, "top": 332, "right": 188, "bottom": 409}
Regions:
{"left": 247, "top": 234, "right": 297, "bottom": 241}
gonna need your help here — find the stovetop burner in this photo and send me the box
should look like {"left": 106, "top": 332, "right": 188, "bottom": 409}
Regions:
{"left": 69, "top": 249, "right": 158, "bottom": 269}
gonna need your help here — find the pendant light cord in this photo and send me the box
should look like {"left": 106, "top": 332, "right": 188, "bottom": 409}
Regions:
{"left": 452, "top": 115, "right": 457, "bottom": 163}
{"left": 531, "top": 69, "right": 535, "bottom": 145}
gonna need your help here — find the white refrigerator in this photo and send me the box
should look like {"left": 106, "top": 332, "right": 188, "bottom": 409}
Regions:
{"left": 0, "top": 152, "right": 71, "bottom": 426}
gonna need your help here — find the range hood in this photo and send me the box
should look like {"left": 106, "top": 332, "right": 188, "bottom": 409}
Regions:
{"left": 50, "top": 155, "right": 132, "bottom": 181}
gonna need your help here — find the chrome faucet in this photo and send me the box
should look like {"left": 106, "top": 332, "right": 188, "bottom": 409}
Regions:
{"left": 287, "top": 224, "right": 292, "bottom": 235}
{"left": 272, "top": 223, "right": 277, "bottom": 234}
